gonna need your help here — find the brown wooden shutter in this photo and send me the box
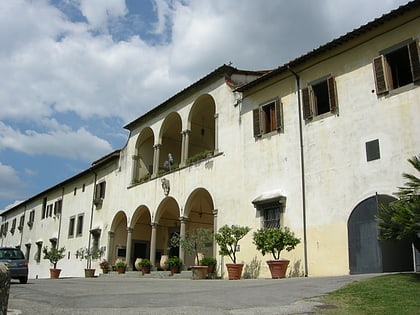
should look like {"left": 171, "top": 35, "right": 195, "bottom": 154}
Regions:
{"left": 275, "top": 99, "right": 283, "bottom": 132}
{"left": 302, "top": 87, "right": 312, "bottom": 120}
{"left": 327, "top": 76, "right": 338, "bottom": 112}
{"left": 253, "top": 108, "right": 261, "bottom": 137}
{"left": 408, "top": 40, "right": 420, "bottom": 82}
{"left": 373, "top": 55, "right": 388, "bottom": 94}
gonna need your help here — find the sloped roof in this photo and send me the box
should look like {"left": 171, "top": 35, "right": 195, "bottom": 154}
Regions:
{"left": 124, "top": 64, "right": 266, "bottom": 130}
{"left": 236, "top": 0, "right": 420, "bottom": 92}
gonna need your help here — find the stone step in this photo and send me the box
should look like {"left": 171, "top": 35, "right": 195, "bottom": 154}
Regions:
{"left": 101, "top": 270, "right": 193, "bottom": 279}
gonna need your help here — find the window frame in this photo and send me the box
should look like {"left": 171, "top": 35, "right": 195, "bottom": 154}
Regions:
{"left": 68, "top": 216, "right": 76, "bottom": 238}
{"left": 76, "top": 213, "right": 84, "bottom": 237}
{"left": 373, "top": 38, "right": 420, "bottom": 95}
{"left": 253, "top": 97, "right": 283, "bottom": 138}
{"left": 302, "top": 75, "right": 338, "bottom": 121}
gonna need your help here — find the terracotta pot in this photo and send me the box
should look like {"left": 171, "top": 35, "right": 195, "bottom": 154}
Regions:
{"left": 116, "top": 267, "right": 126, "bottom": 274}
{"left": 266, "top": 259, "right": 289, "bottom": 279}
{"left": 141, "top": 266, "right": 150, "bottom": 275}
{"left": 169, "top": 265, "right": 179, "bottom": 275}
{"left": 49, "top": 268, "right": 61, "bottom": 279}
{"left": 206, "top": 264, "right": 215, "bottom": 274}
{"left": 84, "top": 268, "right": 95, "bottom": 278}
{"left": 191, "top": 266, "right": 208, "bottom": 280}
{"left": 225, "top": 263, "right": 243, "bottom": 280}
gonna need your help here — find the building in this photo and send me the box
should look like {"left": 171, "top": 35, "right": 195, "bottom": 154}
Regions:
{"left": 1, "top": 1, "right": 419, "bottom": 279}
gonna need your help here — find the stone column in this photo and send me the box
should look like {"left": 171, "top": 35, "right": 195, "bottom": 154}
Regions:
{"left": 107, "top": 231, "right": 115, "bottom": 263}
{"left": 214, "top": 113, "right": 219, "bottom": 154}
{"left": 184, "top": 130, "right": 190, "bottom": 163}
{"left": 179, "top": 216, "right": 187, "bottom": 262}
{"left": 152, "top": 144, "right": 161, "bottom": 177}
{"left": 212, "top": 209, "right": 218, "bottom": 258}
{"left": 131, "top": 155, "right": 139, "bottom": 184}
{"left": 180, "top": 131, "right": 186, "bottom": 167}
{"left": 150, "top": 223, "right": 157, "bottom": 269}
{"left": 0, "top": 263, "right": 10, "bottom": 315}
{"left": 125, "top": 227, "right": 133, "bottom": 270}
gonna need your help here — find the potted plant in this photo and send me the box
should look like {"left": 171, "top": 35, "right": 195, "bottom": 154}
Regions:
{"left": 42, "top": 246, "right": 66, "bottom": 279}
{"left": 99, "top": 259, "right": 110, "bottom": 274}
{"left": 214, "top": 225, "right": 251, "bottom": 280}
{"left": 252, "top": 227, "right": 300, "bottom": 279}
{"left": 115, "top": 259, "right": 127, "bottom": 274}
{"left": 200, "top": 256, "right": 217, "bottom": 274}
{"left": 75, "top": 247, "right": 104, "bottom": 277}
{"left": 139, "top": 258, "right": 152, "bottom": 275}
{"left": 165, "top": 256, "right": 182, "bottom": 275}
{"left": 169, "top": 227, "right": 213, "bottom": 279}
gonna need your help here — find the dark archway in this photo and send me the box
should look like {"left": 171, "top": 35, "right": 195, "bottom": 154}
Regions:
{"left": 348, "top": 194, "right": 413, "bottom": 274}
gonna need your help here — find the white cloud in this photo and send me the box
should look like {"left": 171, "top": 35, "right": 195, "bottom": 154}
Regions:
{"left": 78, "top": 0, "right": 127, "bottom": 30}
{"left": 0, "top": 121, "right": 112, "bottom": 161}
{"left": 0, "top": 163, "right": 24, "bottom": 200}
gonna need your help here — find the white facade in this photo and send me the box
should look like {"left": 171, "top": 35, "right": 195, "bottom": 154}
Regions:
{"left": 1, "top": 2, "right": 420, "bottom": 279}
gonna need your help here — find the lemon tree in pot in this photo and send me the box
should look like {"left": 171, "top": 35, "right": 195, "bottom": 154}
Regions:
{"left": 214, "top": 225, "right": 250, "bottom": 280}
{"left": 75, "top": 247, "right": 104, "bottom": 277}
{"left": 42, "top": 246, "right": 66, "bottom": 279}
{"left": 252, "top": 227, "right": 300, "bottom": 279}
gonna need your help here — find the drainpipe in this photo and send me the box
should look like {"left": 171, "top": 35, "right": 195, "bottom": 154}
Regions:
{"left": 57, "top": 187, "right": 65, "bottom": 248}
{"left": 288, "top": 66, "right": 308, "bottom": 277}
{"left": 87, "top": 171, "right": 98, "bottom": 269}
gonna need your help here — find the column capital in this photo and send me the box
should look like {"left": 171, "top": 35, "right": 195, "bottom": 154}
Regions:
{"left": 151, "top": 222, "right": 158, "bottom": 228}
{"left": 179, "top": 216, "right": 188, "bottom": 223}
{"left": 181, "top": 129, "right": 191, "bottom": 135}
{"left": 214, "top": 113, "right": 219, "bottom": 119}
{"left": 127, "top": 227, "right": 134, "bottom": 233}
{"left": 153, "top": 143, "right": 162, "bottom": 150}
{"left": 212, "top": 209, "right": 218, "bottom": 216}
{"left": 108, "top": 231, "right": 115, "bottom": 237}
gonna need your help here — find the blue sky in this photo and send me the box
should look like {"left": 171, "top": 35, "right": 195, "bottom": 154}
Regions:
{"left": 0, "top": 0, "right": 410, "bottom": 211}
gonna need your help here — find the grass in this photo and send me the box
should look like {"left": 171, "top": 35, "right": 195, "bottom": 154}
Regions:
{"left": 315, "top": 273, "right": 420, "bottom": 315}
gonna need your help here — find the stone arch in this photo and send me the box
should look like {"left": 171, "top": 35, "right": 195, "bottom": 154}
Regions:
{"left": 129, "top": 205, "right": 152, "bottom": 270}
{"left": 158, "top": 112, "right": 182, "bottom": 170}
{"left": 347, "top": 194, "right": 413, "bottom": 274}
{"left": 187, "top": 94, "right": 216, "bottom": 159}
{"left": 183, "top": 188, "right": 215, "bottom": 266}
{"left": 154, "top": 197, "right": 181, "bottom": 261}
{"left": 109, "top": 211, "right": 128, "bottom": 265}
{"left": 133, "top": 127, "right": 155, "bottom": 182}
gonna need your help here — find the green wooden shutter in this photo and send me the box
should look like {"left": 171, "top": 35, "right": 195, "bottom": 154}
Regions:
{"left": 373, "top": 55, "right": 388, "bottom": 94}
{"left": 275, "top": 99, "right": 283, "bottom": 132}
{"left": 253, "top": 108, "right": 261, "bottom": 137}
{"left": 302, "top": 87, "right": 312, "bottom": 120}
{"left": 408, "top": 40, "right": 420, "bottom": 82}
{"left": 327, "top": 76, "right": 338, "bottom": 112}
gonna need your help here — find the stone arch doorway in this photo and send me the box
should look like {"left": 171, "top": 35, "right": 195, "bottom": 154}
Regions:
{"left": 130, "top": 205, "right": 152, "bottom": 270}
{"left": 183, "top": 188, "right": 215, "bottom": 267}
{"left": 348, "top": 194, "right": 413, "bottom": 274}
{"left": 154, "top": 197, "right": 181, "bottom": 266}
{"left": 109, "top": 211, "right": 128, "bottom": 266}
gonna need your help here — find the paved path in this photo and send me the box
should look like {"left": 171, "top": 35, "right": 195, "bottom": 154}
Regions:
{"left": 7, "top": 273, "right": 379, "bottom": 314}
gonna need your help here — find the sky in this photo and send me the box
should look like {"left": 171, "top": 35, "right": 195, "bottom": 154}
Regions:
{"left": 0, "top": 0, "right": 411, "bottom": 212}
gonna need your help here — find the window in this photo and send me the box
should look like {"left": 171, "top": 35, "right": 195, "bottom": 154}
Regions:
{"left": 18, "top": 215, "right": 24, "bottom": 231}
{"left": 28, "top": 210, "right": 35, "bottom": 228}
{"left": 54, "top": 200, "right": 62, "bottom": 216}
{"left": 42, "top": 197, "right": 47, "bottom": 219}
{"left": 74, "top": 187, "right": 77, "bottom": 195}
{"left": 373, "top": 39, "right": 420, "bottom": 95}
{"left": 253, "top": 98, "right": 283, "bottom": 137}
{"left": 82, "top": 184, "right": 85, "bottom": 192}
{"left": 252, "top": 194, "right": 286, "bottom": 229}
{"left": 95, "top": 181, "right": 106, "bottom": 199}
{"left": 366, "top": 139, "right": 381, "bottom": 162}
{"left": 302, "top": 76, "right": 338, "bottom": 120}
{"left": 46, "top": 204, "right": 53, "bottom": 217}
{"left": 11, "top": 218, "right": 16, "bottom": 234}
{"left": 76, "top": 214, "right": 84, "bottom": 237}
{"left": 35, "top": 241, "right": 43, "bottom": 263}
{"left": 68, "top": 216, "right": 76, "bottom": 238}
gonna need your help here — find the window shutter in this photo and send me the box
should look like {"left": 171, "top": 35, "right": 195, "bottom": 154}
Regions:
{"left": 327, "top": 76, "right": 338, "bottom": 112}
{"left": 373, "top": 55, "right": 388, "bottom": 94}
{"left": 100, "top": 182, "right": 106, "bottom": 198}
{"left": 95, "top": 184, "right": 100, "bottom": 199}
{"left": 275, "top": 100, "right": 283, "bottom": 132}
{"left": 253, "top": 108, "right": 262, "bottom": 137}
{"left": 408, "top": 40, "right": 420, "bottom": 82}
{"left": 302, "top": 87, "right": 312, "bottom": 120}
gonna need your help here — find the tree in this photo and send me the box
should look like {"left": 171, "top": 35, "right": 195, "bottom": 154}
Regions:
{"left": 377, "top": 155, "right": 420, "bottom": 251}
{"left": 214, "top": 225, "right": 250, "bottom": 264}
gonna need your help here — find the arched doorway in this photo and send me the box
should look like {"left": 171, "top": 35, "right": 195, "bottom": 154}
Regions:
{"left": 348, "top": 194, "right": 413, "bottom": 274}
{"left": 109, "top": 211, "right": 128, "bottom": 266}
{"left": 130, "top": 205, "right": 152, "bottom": 270}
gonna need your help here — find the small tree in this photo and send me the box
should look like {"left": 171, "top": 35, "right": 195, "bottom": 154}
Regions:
{"left": 43, "top": 246, "right": 66, "bottom": 269}
{"left": 252, "top": 227, "right": 300, "bottom": 260}
{"left": 214, "top": 225, "right": 250, "bottom": 264}
{"left": 169, "top": 227, "right": 213, "bottom": 265}
{"left": 377, "top": 155, "right": 420, "bottom": 251}
{"left": 75, "top": 247, "right": 104, "bottom": 268}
